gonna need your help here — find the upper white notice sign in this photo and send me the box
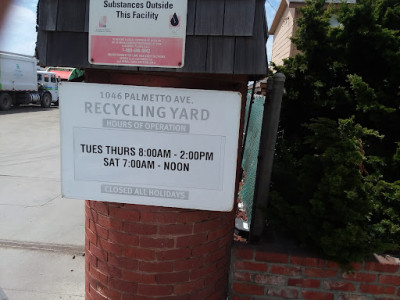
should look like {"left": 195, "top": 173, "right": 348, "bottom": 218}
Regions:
{"left": 88, "top": 0, "right": 187, "bottom": 68}
{"left": 59, "top": 83, "right": 242, "bottom": 211}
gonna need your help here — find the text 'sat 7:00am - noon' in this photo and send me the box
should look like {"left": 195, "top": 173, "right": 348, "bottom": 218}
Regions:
{"left": 80, "top": 144, "right": 214, "bottom": 171}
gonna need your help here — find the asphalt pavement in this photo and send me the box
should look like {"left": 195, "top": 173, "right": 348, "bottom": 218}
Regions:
{"left": 0, "top": 106, "right": 85, "bottom": 299}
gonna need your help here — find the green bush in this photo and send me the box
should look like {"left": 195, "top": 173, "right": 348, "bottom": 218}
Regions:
{"left": 268, "top": 0, "right": 400, "bottom": 266}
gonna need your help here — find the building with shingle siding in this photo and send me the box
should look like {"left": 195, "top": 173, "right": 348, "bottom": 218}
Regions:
{"left": 36, "top": 0, "right": 269, "bottom": 79}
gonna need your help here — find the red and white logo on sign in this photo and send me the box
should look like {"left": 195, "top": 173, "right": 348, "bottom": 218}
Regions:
{"left": 99, "top": 16, "right": 107, "bottom": 28}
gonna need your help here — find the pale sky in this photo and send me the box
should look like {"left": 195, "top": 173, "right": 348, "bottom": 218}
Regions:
{"left": 0, "top": 0, "right": 279, "bottom": 62}
{"left": 0, "top": 0, "right": 38, "bottom": 55}
{"left": 265, "top": 0, "right": 279, "bottom": 64}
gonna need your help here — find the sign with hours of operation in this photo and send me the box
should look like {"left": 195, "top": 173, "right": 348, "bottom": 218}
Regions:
{"left": 89, "top": 0, "right": 187, "bottom": 67}
{"left": 59, "top": 83, "right": 242, "bottom": 211}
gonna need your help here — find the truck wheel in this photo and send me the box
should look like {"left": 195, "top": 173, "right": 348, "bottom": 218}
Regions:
{"left": 0, "top": 93, "right": 12, "bottom": 111}
{"left": 41, "top": 92, "right": 52, "bottom": 108}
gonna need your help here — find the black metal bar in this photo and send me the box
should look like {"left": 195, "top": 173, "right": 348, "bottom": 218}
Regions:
{"left": 249, "top": 73, "right": 285, "bottom": 243}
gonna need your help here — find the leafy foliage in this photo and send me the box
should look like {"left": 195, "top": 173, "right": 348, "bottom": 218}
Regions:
{"left": 268, "top": 0, "right": 400, "bottom": 266}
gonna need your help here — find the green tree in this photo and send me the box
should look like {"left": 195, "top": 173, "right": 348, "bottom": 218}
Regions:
{"left": 268, "top": 0, "right": 400, "bottom": 266}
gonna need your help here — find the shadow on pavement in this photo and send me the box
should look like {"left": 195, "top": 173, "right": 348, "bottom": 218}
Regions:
{"left": 0, "top": 287, "right": 8, "bottom": 300}
{"left": 0, "top": 105, "right": 58, "bottom": 116}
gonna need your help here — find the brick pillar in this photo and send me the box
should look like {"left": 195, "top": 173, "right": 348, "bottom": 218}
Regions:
{"left": 85, "top": 201, "right": 235, "bottom": 299}
{"left": 84, "top": 70, "right": 247, "bottom": 299}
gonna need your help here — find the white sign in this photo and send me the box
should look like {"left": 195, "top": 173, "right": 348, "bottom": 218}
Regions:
{"left": 60, "top": 83, "right": 242, "bottom": 211}
{"left": 88, "top": 0, "right": 187, "bottom": 68}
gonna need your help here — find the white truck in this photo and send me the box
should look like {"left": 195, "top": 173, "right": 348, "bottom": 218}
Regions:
{"left": 0, "top": 52, "right": 60, "bottom": 111}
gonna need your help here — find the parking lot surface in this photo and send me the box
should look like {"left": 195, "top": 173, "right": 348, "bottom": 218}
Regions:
{"left": 0, "top": 106, "right": 85, "bottom": 299}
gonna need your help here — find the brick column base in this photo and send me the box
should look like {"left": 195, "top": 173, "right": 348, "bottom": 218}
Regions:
{"left": 85, "top": 200, "right": 235, "bottom": 299}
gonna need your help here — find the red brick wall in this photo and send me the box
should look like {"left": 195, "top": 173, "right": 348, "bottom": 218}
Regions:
{"left": 230, "top": 243, "right": 400, "bottom": 300}
{"left": 86, "top": 201, "right": 236, "bottom": 299}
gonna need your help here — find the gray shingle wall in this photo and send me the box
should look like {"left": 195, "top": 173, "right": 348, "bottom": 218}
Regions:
{"left": 36, "top": 0, "right": 268, "bottom": 77}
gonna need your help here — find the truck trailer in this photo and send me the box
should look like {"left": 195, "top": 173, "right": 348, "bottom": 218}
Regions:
{"left": 0, "top": 52, "right": 59, "bottom": 110}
